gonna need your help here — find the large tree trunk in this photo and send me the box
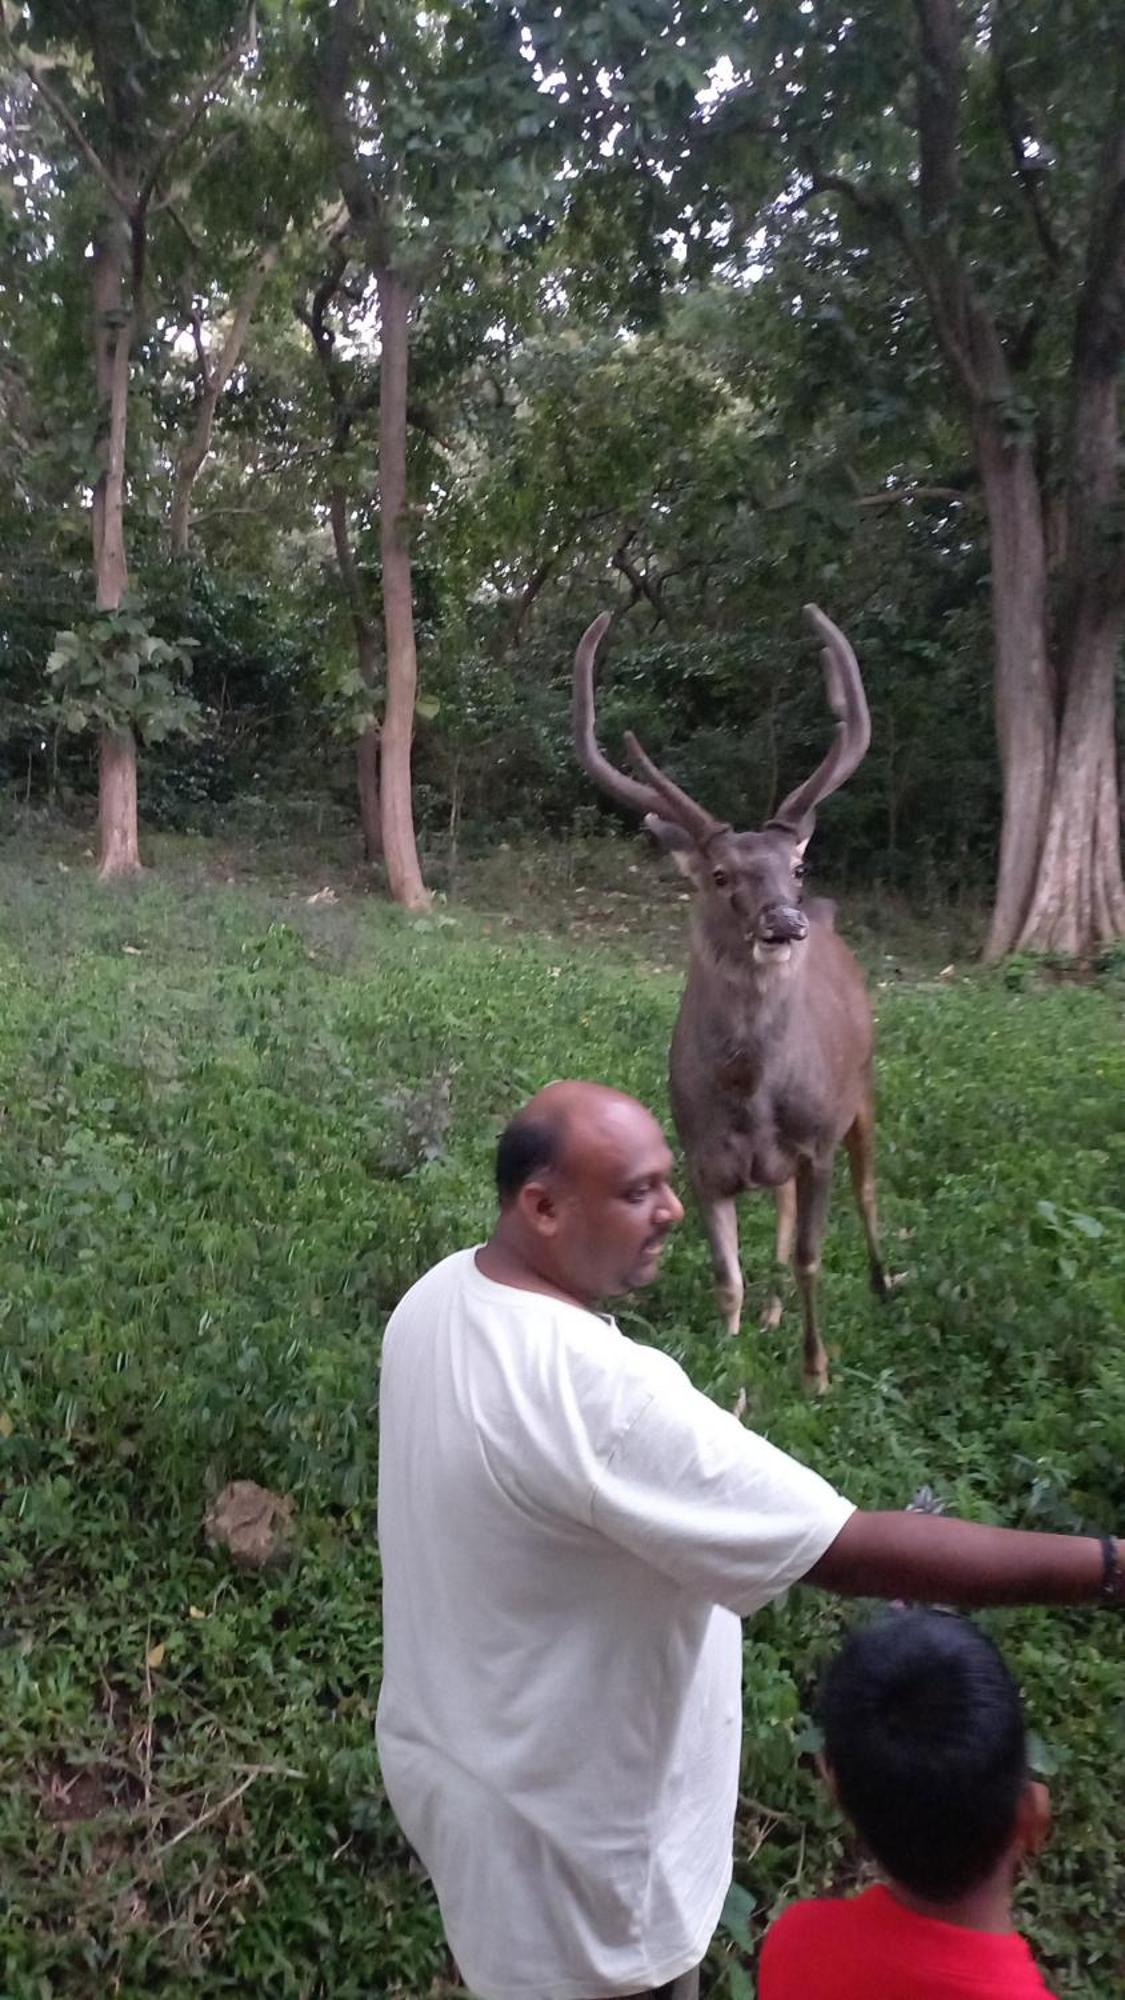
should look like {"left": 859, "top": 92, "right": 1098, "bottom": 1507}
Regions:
{"left": 901, "top": 0, "right": 1125, "bottom": 962}
{"left": 976, "top": 428, "right": 1057, "bottom": 960}
{"left": 976, "top": 348, "right": 1125, "bottom": 957}
{"left": 375, "top": 266, "right": 430, "bottom": 911}
{"left": 978, "top": 435, "right": 1125, "bottom": 960}
{"left": 92, "top": 207, "right": 142, "bottom": 880}
{"left": 1015, "top": 608, "right": 1125, "bottom": 954}
{"left": 170, "top": 244, "right": 281, "bottom": 560}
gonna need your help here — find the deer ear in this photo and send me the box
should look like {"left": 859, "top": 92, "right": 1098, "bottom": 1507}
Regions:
{"left": 644, "top": 815, "right": 710, "bottom": 884}
{"left": 766, "top": 811, "right": 816, "bottom": 850}
{"left": 643, "top": 813, "right": 692, "bottom": 853}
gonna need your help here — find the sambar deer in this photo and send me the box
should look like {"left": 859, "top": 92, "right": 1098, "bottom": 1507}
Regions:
{"left": 573, "top": 604, "right": 887, "bottom": 1391}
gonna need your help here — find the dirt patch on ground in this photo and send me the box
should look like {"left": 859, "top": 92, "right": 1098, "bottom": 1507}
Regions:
{"left": 38, "top": 1757, "right": 143, "bottom": 1825}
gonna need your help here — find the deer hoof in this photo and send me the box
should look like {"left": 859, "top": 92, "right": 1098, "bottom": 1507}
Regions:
{"left": 760, "top": 1294, "right": 784, "bottom": 1331}
{"left": 804, "top": 1367, "right": 831, "bottom": 1397}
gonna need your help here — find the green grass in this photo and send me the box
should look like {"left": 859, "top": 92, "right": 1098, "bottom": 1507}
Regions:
{"left": 0, "top": 833, "right": 1122, "bottom": 1998}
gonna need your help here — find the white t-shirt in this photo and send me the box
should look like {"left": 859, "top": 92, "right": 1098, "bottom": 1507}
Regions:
{"left": 376, "top": 1249, "right": 853, "bottom": 2000}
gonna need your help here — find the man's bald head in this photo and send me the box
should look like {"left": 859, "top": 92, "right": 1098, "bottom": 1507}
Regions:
{"left": 487, "top": 1080, "right": 684, "bottom": 1305}
{"left": 495, "top": 1081, "right": 658, "bottom": 1206}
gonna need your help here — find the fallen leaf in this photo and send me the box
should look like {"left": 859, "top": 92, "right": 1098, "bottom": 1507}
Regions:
{"left": 188, "top": 1605, "right": 207, "bottom": 1620}
{"left": 0, "top": 1411, "right": 14, "bottom": 1438}
{"left": 145, "top": 1642, "right": 166, "bottom": 1670}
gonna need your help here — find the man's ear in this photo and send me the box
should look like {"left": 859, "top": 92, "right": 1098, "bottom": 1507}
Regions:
{"left": 514, "top": 1175, "right": 561, "bottom": 1238}
{"left": 817, "top": 1754, "right": 841, "bottom": 1811}
{"left": 643, "top": 814, "right": 704, "bottom": 883}
{"left": 1015, "top": 1778, "right": 1051, "bottom": 1861}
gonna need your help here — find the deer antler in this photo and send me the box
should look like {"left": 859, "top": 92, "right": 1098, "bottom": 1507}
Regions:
{"left": 766, "top": 605, "right": 871, "bottom": 838}
{"left": 572, "top": 612, "right": 726, "bottom": 843}
{"left": 623, "top": 733, "right": 729, "bottom": 847}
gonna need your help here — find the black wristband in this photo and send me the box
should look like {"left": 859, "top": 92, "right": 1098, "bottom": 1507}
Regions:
{"left": 1099, "top": 1535, "right": 1122, "bottom": 1607}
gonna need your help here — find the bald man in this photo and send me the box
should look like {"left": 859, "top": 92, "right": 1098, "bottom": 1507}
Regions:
{"left": 375, "top": 1082, "right": 1119, "bottom": 2000}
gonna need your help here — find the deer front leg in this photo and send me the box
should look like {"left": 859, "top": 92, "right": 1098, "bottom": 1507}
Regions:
{"left": 761, "top": 1178, "right": 796, "bottom": 1331}
{"left": 795, "top": 1158, "right": 834, "bottom": 1394}
{"left": 844, "top": 1100, "right": 887, "bottom": 1299}
{"left": 700, "top": 1194, "right": 744, "bottom": 1335}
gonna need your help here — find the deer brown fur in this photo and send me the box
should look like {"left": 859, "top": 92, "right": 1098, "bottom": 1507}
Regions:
{"left": 573, "top": 604, "right": 886, "bottom": 1391}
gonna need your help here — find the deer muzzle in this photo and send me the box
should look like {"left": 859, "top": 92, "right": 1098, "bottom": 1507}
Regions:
{"left": 757, "top": 903, "right": 809, "bottom": 946}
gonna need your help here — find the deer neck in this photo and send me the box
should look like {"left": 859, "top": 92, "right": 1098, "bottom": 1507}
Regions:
{"left": 689, "top": 922, "right": 808, "bottom": 1050}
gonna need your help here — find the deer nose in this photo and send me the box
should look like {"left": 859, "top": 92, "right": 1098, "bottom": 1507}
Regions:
{"left": 758, "top": 903, "right": 809, "bottom": 943}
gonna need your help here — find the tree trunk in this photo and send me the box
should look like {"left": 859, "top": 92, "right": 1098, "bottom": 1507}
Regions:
{"left": 976, "top": 428, "right": 1057, "bottom": 959}
{"left": 170, "top": 243, "right": 281, "bottom": 559}
{"left": 977, "top": 421, "right": 1125, "bottom": 959}
{"left": 92, "top": 206, "right": 142, "bottom": 880}
{"left": 357, "top": 724, "right": 383, "bottom": 862}
{"left": 375, "top": 266, "right": 430, "bottom": 911}
{"left": 98, "top": 728, "right": 141, "bottom": 877}
{"left": 1015, "top": 609, "right": 1125, "bottom": 954}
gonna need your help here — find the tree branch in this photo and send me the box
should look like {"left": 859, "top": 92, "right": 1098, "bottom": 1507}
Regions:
{"left": 991, "top": 27, "right": 1063, "bottom": 275}
{"left": 313, "top": 0, "right": 390, "bottom": 263}
{"left": 137, "top": 6, "right": 256, "bottom": 215}
{"left": 803, "top": 156, "right": 984, "bottom": 400}
{"left": 189, "top": 298, "right": 212, "bottom": 393}
{"left": 508, "top": 553, "right": 557, "bottom": 644}
{"left": 854, "top": 483, "right": 975, "bottom": 508}
{"left": 914, "top": 0, "right": 961, "bottom": 233}
{"left": 149, "top": 131, "right": 241, "bottom": 215}
{"left": 612, "top": 526, "right": 668, "bottom": 626}
{"left": 1074, "top": 75, "right": 1125, "bottom": 375}
{"left": 163, "top": 203, "right": 205, "bottom": 258}
{"left": 5, "top": 41, "right": 131, "bottom": 211}
{"left": 910, "top": 0, "right": 989, "bottom": 402}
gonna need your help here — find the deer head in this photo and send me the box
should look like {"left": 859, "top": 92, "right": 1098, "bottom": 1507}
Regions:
{"left": 573, "top": 605, "right": 871, "bottom": 966}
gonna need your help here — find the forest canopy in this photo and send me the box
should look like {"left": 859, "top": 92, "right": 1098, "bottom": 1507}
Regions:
{"left": 0, "top": 0, "right": 1122, "bottom": 955}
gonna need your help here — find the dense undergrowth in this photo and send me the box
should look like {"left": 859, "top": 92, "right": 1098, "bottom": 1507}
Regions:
{"left": 0, "top": 834, "right": 1122, "bottom": 1997}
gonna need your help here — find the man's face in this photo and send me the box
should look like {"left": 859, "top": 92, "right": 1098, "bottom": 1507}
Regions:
{"left": 550, "top": 1102, "right": 684, "bottom": 1300}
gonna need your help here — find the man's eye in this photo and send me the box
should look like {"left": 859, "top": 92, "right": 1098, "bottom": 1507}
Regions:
{"left": 712, "top": 868, "right": 728, "bottom": 888}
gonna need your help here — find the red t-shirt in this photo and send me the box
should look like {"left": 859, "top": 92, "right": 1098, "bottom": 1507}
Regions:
{"left": 759, "top": 1884, "right": 1057, "bottom": 1999}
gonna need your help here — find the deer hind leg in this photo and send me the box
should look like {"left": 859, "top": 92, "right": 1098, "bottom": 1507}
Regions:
{"left": 701, "top": 1195, "right": 744, "bottom": 1335}
{"left": 761, "top": 1178, "right": 796, "bottom": 1331}
{"left": 794, "top": 1159, "right": 834, "bottom": 1394}
{"left": 843, "top": 1098, "right": 887, "bottom": 1299}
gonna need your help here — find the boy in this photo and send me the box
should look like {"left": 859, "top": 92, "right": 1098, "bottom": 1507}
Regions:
{"left": 759, "top": 1610, "right": 1056, "bottom": 1998}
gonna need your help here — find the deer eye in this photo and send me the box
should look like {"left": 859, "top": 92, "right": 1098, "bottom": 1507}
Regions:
{"left": 793, "top": 863, "right": 806, "bottom": 882}
{"left": 712, "top": 867, "right": 729, "bottom": 888}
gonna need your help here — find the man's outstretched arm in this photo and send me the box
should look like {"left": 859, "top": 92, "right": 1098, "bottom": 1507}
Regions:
{"left": 805, "top": 1510, "right": 1117, "bottom": 1607}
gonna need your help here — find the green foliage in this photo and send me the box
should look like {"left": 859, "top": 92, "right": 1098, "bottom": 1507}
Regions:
{"left": 44, "top": 609, "right": 201, "bottom": 744}
{"left": 0, "top": 834, "right": 1120, "bottom": 1997}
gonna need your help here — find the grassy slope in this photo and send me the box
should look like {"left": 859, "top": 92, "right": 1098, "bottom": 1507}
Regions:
{"left": 0, "top": 835, "right": 1121, "bottom": 1998}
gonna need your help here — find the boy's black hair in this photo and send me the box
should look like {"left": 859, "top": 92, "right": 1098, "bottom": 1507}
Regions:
{"left": 818, "top": 1610, "right": 1028, "bottom": 1902}
{"left": 495, "top": 1114, "right": 561, "bottom": 1205}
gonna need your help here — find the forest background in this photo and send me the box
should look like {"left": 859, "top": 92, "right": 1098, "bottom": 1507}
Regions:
{"left": 1, "top": 0, "right": 1122, "bottom": 960}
